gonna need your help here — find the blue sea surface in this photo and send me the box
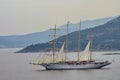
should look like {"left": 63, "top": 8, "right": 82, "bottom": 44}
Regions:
{"left": 0, "top": 48, "right": 120, "bottom": 80}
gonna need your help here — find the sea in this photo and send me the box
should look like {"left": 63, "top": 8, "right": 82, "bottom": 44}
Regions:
{"left": 0, "top": 48, "right": 120, "bottom": 80}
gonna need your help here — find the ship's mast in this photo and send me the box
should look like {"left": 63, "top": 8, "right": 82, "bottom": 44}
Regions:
{"left": 50, "top": 24, "right": 59, "bottom": 63}
{"left": 65, "top": 21, "right": 69, "bottom": 62}
{"left": 89, "top": 30, "right": 94, "bottom": 61}
{"left": 77, "top": 20, "right": 81, "bottom": 61}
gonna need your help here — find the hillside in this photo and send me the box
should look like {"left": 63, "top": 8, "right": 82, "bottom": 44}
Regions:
{"left": 17, "top": 16, "right": 120, "bottom": 53}
{"left": 0, "top": 17, "right": 114, "bottom": 48}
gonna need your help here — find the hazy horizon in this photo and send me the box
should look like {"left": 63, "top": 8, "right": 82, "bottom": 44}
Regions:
{"left": 0, "top": 0, "right": 120, "bottom": 35}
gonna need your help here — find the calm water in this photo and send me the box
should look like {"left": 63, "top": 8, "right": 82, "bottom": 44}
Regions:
{"left": 0, "top": 48, "right": 120, "bottom": 80}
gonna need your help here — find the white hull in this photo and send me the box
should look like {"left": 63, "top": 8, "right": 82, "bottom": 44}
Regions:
{"left": 42, "top": 61, "right": 111, "bottom": 70}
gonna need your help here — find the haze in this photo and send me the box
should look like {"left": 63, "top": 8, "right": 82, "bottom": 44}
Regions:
{"left": 0, "top": 0, "right": 120, "bottom": 35}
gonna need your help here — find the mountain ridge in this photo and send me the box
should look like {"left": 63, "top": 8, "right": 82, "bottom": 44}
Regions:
{"left": 0, "top": 16, "right": 116, "bottom": 48}
{"left": 17, "top": 16, "right": 120, "bottom": 53}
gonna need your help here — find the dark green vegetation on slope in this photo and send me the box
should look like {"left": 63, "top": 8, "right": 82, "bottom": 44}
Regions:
{"left": 17, "top": 16, "right": 120, "bottom": 53}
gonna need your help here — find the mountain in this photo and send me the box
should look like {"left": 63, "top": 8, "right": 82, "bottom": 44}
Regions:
{"left": 17, "top": 16, "right": 120, "bottom": 53}
{"left": 0, "top": 16, "right": 115, "bottom": 48}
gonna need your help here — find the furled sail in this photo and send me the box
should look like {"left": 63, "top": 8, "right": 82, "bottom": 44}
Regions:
{"left": 80, "top": 40, "right": 92, "bottom": 61}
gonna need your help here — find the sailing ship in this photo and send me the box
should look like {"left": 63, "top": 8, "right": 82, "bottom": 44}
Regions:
{"left": 30, "top": 21, "right": 111, "bottom": 70}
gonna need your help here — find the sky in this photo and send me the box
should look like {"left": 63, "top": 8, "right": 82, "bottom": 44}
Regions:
{"left": 0, "top": 0, "right": 120, "bottom": 35}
